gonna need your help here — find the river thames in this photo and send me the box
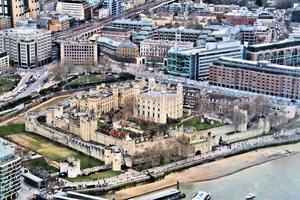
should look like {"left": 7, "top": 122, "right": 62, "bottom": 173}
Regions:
{"left": 180, "top": 153, "right": 300, "bottom": 200}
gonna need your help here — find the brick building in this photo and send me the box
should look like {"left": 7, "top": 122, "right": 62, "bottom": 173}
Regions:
{"left": 209, "top": 57, "right": 300, "bottom": 99}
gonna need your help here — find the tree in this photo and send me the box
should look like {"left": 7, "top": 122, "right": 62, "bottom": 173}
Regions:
{"left": 255, "top": 0, "right": 265, "bottom": 6}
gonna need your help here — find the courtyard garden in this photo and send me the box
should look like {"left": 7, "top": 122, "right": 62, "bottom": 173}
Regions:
{"left": 69, "top": 74, "right": 103, "bottom": 86}
{"left": 169, "top": 116, "right": 225, "bottom": 131}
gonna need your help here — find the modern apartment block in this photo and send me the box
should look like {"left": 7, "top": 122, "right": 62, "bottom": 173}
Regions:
{"left": 167, "top": 40, "right": 243, "bottom": 81}
{"left": 209, "top": 57, "right": 300, "bottom": 99}
{"left": 245, "top": 39, "right": 300, "bottom": 66}
{"left": 0, "top": 28, "right": 52, "bottom": 69}
{"left": 60, "top": 39, "right": 98, "bottom": 65}
{"left": 0, "top": 52, "right": 9, "bottom": 73}
{"left": 56, "top": 0, "right": 91, "bottom": 21}
{"left": 0, "top": 139, "right": 22, "bottom": 200}
{"left": 139, "top": 39, "right": 194, "bottom": 63}
{"left": 0, "top": 0, "right": 40, "bottom": 27}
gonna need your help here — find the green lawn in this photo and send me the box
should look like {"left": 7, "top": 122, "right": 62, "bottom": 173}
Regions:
{"left": 170, "top": 116, "right": 224, "bottom": 131}
{"left": 67, "top": 170, "right": 121, "bottom": 182}
{"left": 2, "top": 124, "right": 103, "bottom": 169}
{"left": 23, "top": 158, "right": 59, "bottom": 173}
{"left": 117, "top": 128, "right": 136, "bottom": 137}
{"left": 0, "top": 75, "right": 20, "bottom": 94}
{"left": 0, "top": 124, "right": 26, "bottom": 136}
{"left": 70, "top": 75, "right": 103, "bottom": 86}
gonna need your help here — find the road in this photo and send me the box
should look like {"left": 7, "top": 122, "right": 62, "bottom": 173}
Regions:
{"left": 53, "top": 0, "right": 176, "bottom": 40}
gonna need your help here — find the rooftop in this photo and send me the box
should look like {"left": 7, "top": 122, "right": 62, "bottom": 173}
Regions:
{"left": 247, "top": 39, "right": 300, "bottom": 52}
{"left": 214, "top": 57, "right": 300, "bottom": 78}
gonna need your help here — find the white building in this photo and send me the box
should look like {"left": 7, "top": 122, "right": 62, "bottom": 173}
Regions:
{"left": 98, "top": 8, "right": 110, "bottom": 19}
{"left": 139, "top": 39, "right": 194, "bottom": 63}
{"left": 0, "top": 138, "right": 22, "bottom": 200}
{"left": 0, "top": 28, "right": 52, "bottom": 69}
{"left": 0, "top": 52, "right": 9, "bottom": 73}
{"left": 56, "top": 0, "right": 91, "bottom": 21}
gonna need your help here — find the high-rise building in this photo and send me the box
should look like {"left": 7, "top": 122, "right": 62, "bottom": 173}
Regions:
{"left": 0, "top": 28, "right": 52, "bottom": 69}
{"left": 0, "top": 0, "right": 40, "bottom": 27}
{"left": 167, "top": 40, "right": 243, "bottom": 81}
{"left": 0, "top": 138, "right": 22, "bottom": 200}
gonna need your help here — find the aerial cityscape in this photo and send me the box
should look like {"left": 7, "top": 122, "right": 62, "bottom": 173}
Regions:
{"left": 1, "top": 0, "right": 300, "bottom": 199}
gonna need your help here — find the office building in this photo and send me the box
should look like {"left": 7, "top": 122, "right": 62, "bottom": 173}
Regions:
{"left": 224, "top": 7, "right": 258, "bottom": 25}
{"left": 167, "top": 40, "right": 243, "bottom": 81}
{"left": 0, "top": 0, "right": 40, "bottom": 27}
{"left": 0, "top": 28, "right": 52, "bottom": 69}
{"left": 150, "top": 27, "right": 202, "bottom": 44}
{"left": 0, "top": 52, "right": 9, "bottom": 73}
{"left": 0, "top": 139, "right": 22, "bottom": 200}
{"left": 209, "top": 57, "right": 300, "bottom": 99}
{"left": 234, "top": 25, "right": 272, "bottom": 45}
{"left": 98, "top": 26, "right": 132, "bottom": 39}
{"left": 134, "top": 78, "right": 183, "bottom": 124}
{"left": 102, "top": 0, "right": 121, "bottom": 16}
{"left": 56, "top": 0, "right": 91, "bottom": 21}
{"left": 98, "top": 37, "right": 139, "bottom": 62}
{"left": 60, "top": 39, "right": 98, "bottom": 65}
{"left": 139, "top": 39, "right": 194, "bottom": 64}
{"left": 111, "top": 19, "right": 153, "bottom": 31}
{"left": 245, "top": 39, "right": 300, "bottom": 66}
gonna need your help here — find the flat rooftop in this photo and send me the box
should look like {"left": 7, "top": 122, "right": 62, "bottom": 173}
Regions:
{"left": 213, "top": 57, "right": 300, "bottom": 78}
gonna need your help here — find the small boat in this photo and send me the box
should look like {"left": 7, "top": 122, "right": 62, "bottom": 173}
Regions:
{"left": 245, "top": 193, "right": 256, "bottom": 199}
{"left": 192, "top": 191, "right": 211, "bottom": 200}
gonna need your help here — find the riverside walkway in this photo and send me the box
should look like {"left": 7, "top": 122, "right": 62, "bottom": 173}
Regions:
{"left": 61, "top": 128, "right": 300, "bottom": 193}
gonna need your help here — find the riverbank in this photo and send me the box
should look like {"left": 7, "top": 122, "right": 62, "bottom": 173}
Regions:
{"left": 107, "top": 143, "right": 300, "bottom": 200}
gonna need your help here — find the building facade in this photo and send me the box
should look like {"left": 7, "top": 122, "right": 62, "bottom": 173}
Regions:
{"left": 139, "top": 39, "right": 194, "bottom": 63}
{"left": 134, "top": 78, "right": 183, "bottom": 124}
{"left": 56, "top": 0, "right": 91, "bottom": 21}
{"left": 0, "top": 139, "right": 22, "bottom": 200}
{"left": 167, "top": 40, "right": 243, "bottom": 81}
{"left": 0, "top": 28, "right": 52, "bottom": 69}
{"left": 245, "top": 39, "right": 300, "bottom": 66}
{"left": 60, "top": 40, "right": 98, "bottom": 65}
{"left": 98, "top": 37, "right": 139, "bottom": 62}
{"left": 209, "top": 57, "right": 300, "bottom": 99}
{"left": 150, "top": 27, "right": 202, "bottom": 44}
{"left": 110, "top": 19, "right": 153, "bottom": 31}
{"left": 0, "top": 52, "right": 9, "bottom": 73}
{"left": 102, "top": 0, "right": 121, "bottom": 16}
{"left": 0, "top": 0, "right": 40, "bottom": 27}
